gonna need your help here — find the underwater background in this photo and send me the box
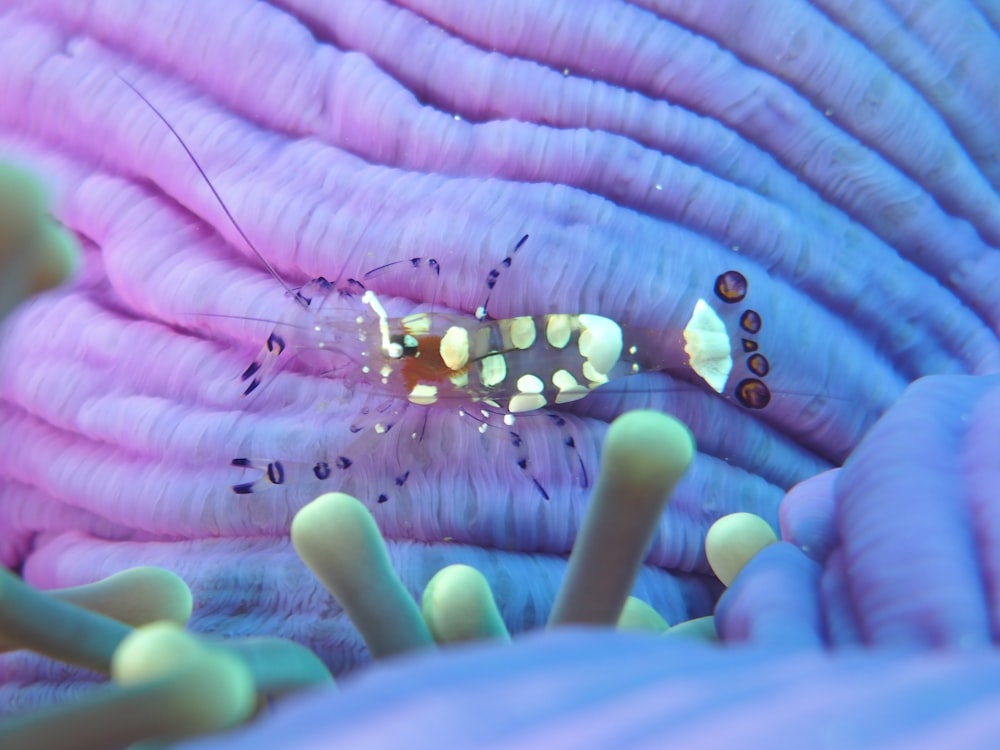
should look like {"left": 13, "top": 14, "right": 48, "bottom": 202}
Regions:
{"left": 1, "top": 1, "right": 999, "bottom": 747}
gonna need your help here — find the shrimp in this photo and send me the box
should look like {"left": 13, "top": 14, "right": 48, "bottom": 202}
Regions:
{"left": 227, "top": 257, "right": 772, "bottom": 500}
{"left": 238, "top": 254, "right": 770, "bottom": 417}
{"left": 121, "top": 76, "right": 774, "bottom": 502}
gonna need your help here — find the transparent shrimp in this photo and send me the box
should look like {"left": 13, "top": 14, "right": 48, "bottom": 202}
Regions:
{"left": 228, "top": 264, "right": 772, "bottom": 501}
{"left": 121, "top": 76, "right": 777, "bottom": 503}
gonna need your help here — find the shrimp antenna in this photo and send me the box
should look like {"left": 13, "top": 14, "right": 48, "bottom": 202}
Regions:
{"left": 362, "top": 256, "right": 443, "bottom": 314}
{"left": 476, "top": 233, "right": 529, "bottom": 321}
{"left": 117, "top": 74, "right": 307, "bottom": 309}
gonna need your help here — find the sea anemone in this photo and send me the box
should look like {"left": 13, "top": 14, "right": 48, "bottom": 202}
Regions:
{"left": 1, "top": 0, "right": 999, "bottom": 747}
{"left": 1, "top": 409, "right": 699, "bottom": 746}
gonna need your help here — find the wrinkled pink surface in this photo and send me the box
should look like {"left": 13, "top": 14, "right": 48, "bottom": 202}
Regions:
{"left": 1, "top": 0, "right": 999, "bottom": 724}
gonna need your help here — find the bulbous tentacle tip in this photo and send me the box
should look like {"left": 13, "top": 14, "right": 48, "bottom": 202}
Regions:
{"left": 600, "top": 410, "right": 696, "bottom": 497}
{"left": 0, "top": 163, "right": 80, "bottom": 323}
{"left": 0, "top": 565, "right": 197, "bottom": 670}
{"left": 112, "top": 622, "right": 257, "bottom": 739}
{"left": 421, "top": 564, "right": 511, "bottom": 645}
{"left": 549, "top": 410, "right": 696, "bottom": 628}
{"left": 706, "top": 512, "right": 779, "bottom": 587}
{"left": 0, "top": 622, "right": 256, "bottom": 749}
{"left": 111, "top": 621, "right": 204, "bottom": 686}
{"left": 48, "top": 566, "right": 194, "bottom": 629}
{"left": 289, "top": 414, "right": 692, "bottom": 659}
{"left": 0, "top": 566, "right": 131, "bottom": 673}
{"left": 291, "top": 492, "right": 434, "bottom": 659}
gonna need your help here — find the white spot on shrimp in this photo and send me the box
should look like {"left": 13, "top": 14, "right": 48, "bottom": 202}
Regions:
{"left": 577, "top": 314, "right": 623, "bottom": 375}
{"left": 440, "top": 326, "right": 470, "bottom": 370}
{"left": 684, "top": 298, "right": 733, "bottom": 394}
{"left": 409, "top": 383, "right": 439, "bottom": 405}
{"left": 509, "top": 317, "right": 536, "bottom": 349}
{"left": 510, "top": 373, "right": 547, "bottom": 413}
{"left": 552, "top": 368, "right": 589, "bottom": 404}
{"left": 545, "top": 315, "right": 572, "bottom": 349}
{"left": 402, "top": 313, "right": 431, "bottom": 336}
{"left": 517, "top": 374, "right": 544, "bottom": 393}
{"left": 509, "top": 393, "right": 547, "bottom": 413}
{"left": 582, "top": 361, "right": 609, "bottom": 385}
{"left": 480, "top": 353, "right": 507, "bottom": 388}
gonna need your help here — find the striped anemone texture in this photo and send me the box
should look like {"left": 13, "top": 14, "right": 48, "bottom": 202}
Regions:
{"left": 0, "top": 0, "right": 998, "bottom": 724}
{"left": 178, "top": 631, "right": 1000, "bottom": 750}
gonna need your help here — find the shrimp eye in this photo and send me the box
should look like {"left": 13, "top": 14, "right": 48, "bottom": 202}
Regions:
{"left": 393, "top": 333, "right": 420, "bottom": 357}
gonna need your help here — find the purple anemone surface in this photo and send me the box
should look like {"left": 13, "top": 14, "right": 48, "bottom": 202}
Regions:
{"left": 721, "top": 374, "right": 1000, "bottom": 651}
{"left": 175, "top": 374, "right": 1000, "bottom": 748}
{"left": 0, "top": 0, "right": 999, "bottom": 730}
{"left": 174, "top": 630, "right": 1000, "bottom": 750}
